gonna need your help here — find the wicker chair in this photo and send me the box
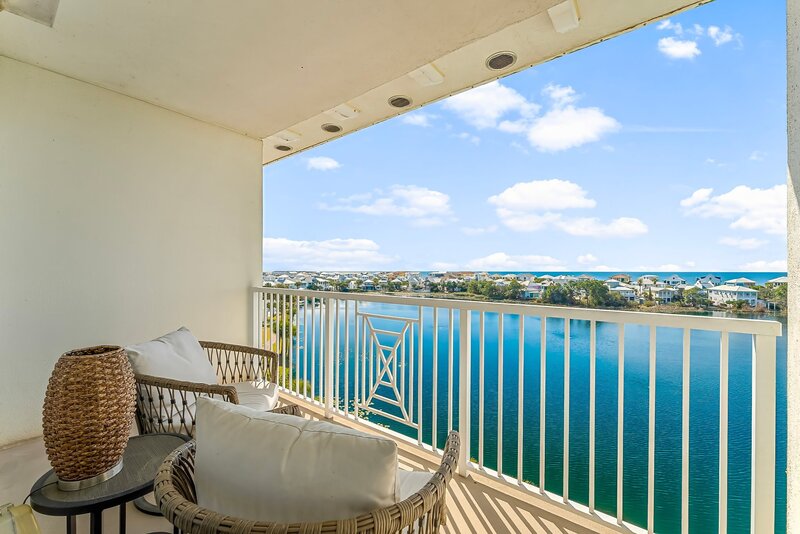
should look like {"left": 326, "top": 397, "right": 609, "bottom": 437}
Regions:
{"left": 154, "top": 431, "right": 460, "bottom": 534}
{"left": 133, "top": 341, "right": 290, "bottom": 437}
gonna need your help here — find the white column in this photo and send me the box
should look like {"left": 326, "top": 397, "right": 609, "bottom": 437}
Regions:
{"left": 751, "top": 334, "right": 776, "bottom": 533}
{"left": 788, "top": 1, "right": 800, "bottom": 531}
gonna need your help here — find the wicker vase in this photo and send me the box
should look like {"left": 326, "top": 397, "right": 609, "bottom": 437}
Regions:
{"left": 42, "top": 345, "right": 136, "bottom": 490}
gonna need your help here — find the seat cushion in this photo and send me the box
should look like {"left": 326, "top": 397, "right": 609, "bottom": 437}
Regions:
{"left": 125, "top": 327, "right": 217, "bottom": 384}
{"left": 233, "top": 380, "right": 278, "bottom": 411}
{"left": 396, "top": 469, "right": 432, "bottom": 501}
{"left": 195, "top": 397, "right": 399, "bottom": 524}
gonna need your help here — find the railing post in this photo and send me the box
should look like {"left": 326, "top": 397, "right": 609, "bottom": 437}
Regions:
{"left": 751, "top": 333, "right": 776, "bottom": 534}
{"left": 458, "top": 309, "right": 471, "bottom": 476}
{"left": 252, "top": 290, "right": 260, "bottom": 348}
{"left": 324, "top": 297, "right": 336, "bottom": 418}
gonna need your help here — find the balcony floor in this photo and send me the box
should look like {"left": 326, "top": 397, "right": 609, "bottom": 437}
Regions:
{"left": 0, "top": 400, "right": 620, "bottom": 533}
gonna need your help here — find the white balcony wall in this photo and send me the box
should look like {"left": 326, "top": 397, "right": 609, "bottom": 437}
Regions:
{"left": 0, "top": 56, "right": 262, "bottom": 446}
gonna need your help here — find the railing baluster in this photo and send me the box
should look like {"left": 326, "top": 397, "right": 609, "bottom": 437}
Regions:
{"left": 563, "top": 319, "right": 570, "bottom": 503}
{"left": 344, "top": 300, "right": 350, "bottom": 416}
{"left": 719, "top": 331, "right": 728, "bottom": 534}
{"left": 518, "top": 315, "right": 525, "bottom": 484}
{"left": 334, "top": 299, "right": 340, "bottom": 410}
{"left": 324, "top": 297, "right": 335, "bottom": 418}
{"left": 354, "top": 303, "right": 360, "bottom": 417}
{"left": 540, "top": 317, "right": 546, "bottom": 493}
{"left": 589, "top": 319, "right": 596, "bottom": 511}
{"left": 432, "top": 307, "right": 439, "bottom": 450}
{"left": 752, "top": 333, "right": 776, "bottom": 533}
{"left": 682, "top": 328, "right": 690, "bottom": 534}
{"left": 448, "top": 308, "right": 454, "bottom": 433}
{"left": 319, "top": 300, "right": 325, "bottom": 404}
{"left": 498, "top": 313, "right": 504, "bottom": 476}
{"left": 479, "top": 311, "right": 485, "bottom": 468}
{"left": 311, "top": 297, "right": 316, "bottom": 401}
{"left": 458, "top": 309, "right": 471, "bottom": 476}
{"left": 417, "top": 308, "right": 423, "bottom": 446}
{"left": 648, "top": 325, "right": 656, "bottom": 534}
{"left": 303, "top": 296, "right": 308, "bottom": 398}
{"left": 617, "top": 323, "right": 625, "bottom": 525}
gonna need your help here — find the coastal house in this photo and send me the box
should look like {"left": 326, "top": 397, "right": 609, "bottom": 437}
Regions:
{"left": 605, "top": 279, "right": 621, "bottom": 288}
{"left": 651, "top": 286, "right": 680, "bottom": 303}
{"left": 0, "top": 2, "right": 792, "bottom": 534}
{"left": 664, "top": 274, "right": 687, "bottom": 286}
{"left": 708, "top": 285, "right": 759, "bottom": 307}
{"left": 696, "top": 274, "right": 722, "bottom": 287}
{"left": 522, "top": 282, "right": 544, "bottom": 300}
{"left": 768, "top": 276, "right": 789, "bottom": 286}
{"left": 725, "top": 277, "right": 757, "bottom": 287}
{"left": 610, "top": 274, "right": 632, "bottom": 283}
{"left": 610, "top": 286, "right": 637, "bottom": 302}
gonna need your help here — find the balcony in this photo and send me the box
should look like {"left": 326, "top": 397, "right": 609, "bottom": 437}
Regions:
{"left": 255, "top": 287, "right": 783, "bottom": 533}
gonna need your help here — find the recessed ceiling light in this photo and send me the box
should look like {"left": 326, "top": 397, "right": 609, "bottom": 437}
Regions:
{"left": 274, "top": 145, "right": 292, "bottom": 152}
{"left": 408, "top": 63, "right": 445, "bottom": 86}
{"left": 486, "top": 52, "right": 517, "bottom": 71}
{"left": 324, "top": 103, "right": 360, "bottom": 120}
{"left": 321, "top": 123, "right": 342, "bottom": 133}
{"left": 389, "top": 96, "right": 412, "bottom": 108}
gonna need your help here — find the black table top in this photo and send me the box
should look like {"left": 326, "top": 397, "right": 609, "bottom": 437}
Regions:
{"left": 29, "top": 433, "right": 188, "bottom": 516}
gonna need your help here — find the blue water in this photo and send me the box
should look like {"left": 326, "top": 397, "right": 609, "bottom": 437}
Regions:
{"left": 290, "top": 299, "right": 787, "bottom": 533}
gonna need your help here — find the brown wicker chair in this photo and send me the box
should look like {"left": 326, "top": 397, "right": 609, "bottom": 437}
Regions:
{"left": 154, "top": 431, "right": 459, "bottom": 534}
{"left": 133, "top": 341, "right": 290, "bottom": 437}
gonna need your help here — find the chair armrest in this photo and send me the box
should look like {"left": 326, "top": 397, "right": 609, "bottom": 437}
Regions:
{"left": 269, "top": 404, "right": 302, "bottom": 417}
{"left": 134, "top": 374, "right": 239, "bottom": 403}
{"left": 200, "top": 341, "right": 279, "bottom": 385}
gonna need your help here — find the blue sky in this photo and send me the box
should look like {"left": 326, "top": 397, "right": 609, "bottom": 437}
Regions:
{"left": 264, "top": 1, "right": 786, "bottom": 273}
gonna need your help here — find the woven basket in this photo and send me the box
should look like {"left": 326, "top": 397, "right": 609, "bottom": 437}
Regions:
{"left": 42, "top": 345, "right": 136, "bottom": 485}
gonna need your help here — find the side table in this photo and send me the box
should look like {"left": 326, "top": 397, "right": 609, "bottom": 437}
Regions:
{"left": 29, "top": 433, "right": 188, "bottom": 534}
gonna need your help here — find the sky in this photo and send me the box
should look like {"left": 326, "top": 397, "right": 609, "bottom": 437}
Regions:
{"left": 263, "top": 1, "right": 787, "bottom": 273}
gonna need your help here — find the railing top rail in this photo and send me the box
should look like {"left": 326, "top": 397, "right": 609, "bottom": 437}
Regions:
{"left": 254, "top": 287, "right": 782, "bottom": 337}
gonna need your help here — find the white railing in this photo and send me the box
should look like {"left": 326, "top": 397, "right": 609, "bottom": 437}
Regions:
{"left": 252, "top": 287, "right": 782, "bottom": 534}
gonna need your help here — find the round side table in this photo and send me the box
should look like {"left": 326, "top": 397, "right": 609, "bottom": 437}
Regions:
{"left": 29, "top": 433, "right": 188, "bottom": 534}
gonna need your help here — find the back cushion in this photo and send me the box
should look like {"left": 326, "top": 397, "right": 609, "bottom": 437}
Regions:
{"left": 125, "top": 327, "right": 217, "bottom": 384}
{"left": 194, "top": 398, "right": 399, "bottom": 523}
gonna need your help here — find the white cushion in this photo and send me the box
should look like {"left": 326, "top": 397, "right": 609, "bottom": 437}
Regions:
{"left": 396, "top": 470, "right": 432, "bottom": 501}
{"left": 125, "top": 327, "right": 217, "bottom": 384}
{"left": 233, "top": 380, "right": 279, "bottom": 411}
{"left": 195, "top": 397, "right": 399, "bottom": 523}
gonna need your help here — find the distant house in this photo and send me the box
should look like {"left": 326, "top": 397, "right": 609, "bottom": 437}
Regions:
{"left": 663, "top": 274, "right": 687, "bottom": 286}
{"left": 767, "top": 276, "right": 788, "bottom": 286}
{"left": 362, "top": 280, "right": 375, "bottom": 291}
{"left": 577, "top": 274, "right": 595, "bottom": 281}
{"left": 695, "top": 274, "right": 721, "bottom": 288}
{"left": 605, "top": 279, "right": 621, "bottom": 288}
{"left": 610, "top": 274, "right": 632, "bottom": 283}
{"left": 522, "top": 282, "right": 544, "bottom": 300}
{"left": 552, "top": 275, "right": 578, "bottom": 285}
{"left": 651, "top": 287, "right": 679, "bottom": 303}
{"left": 636, "top": 274, "right": 659, "bottom": 285}
{"left": 610, "top": 286, "right": 636, "bottom": 301}
{"left": 708, "top": 285, "right": 758, "bottom": 306}
{"left": 725, "top": 277, "right": 757, "bottom": 287}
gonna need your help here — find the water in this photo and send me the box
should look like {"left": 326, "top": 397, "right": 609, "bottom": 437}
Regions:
{"left": 290, "top": 301, "right": 787, "bottom": 533}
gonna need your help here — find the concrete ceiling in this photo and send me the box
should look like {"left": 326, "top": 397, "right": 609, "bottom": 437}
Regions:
{"left": 0, "top": 0, "right": 709, "bottom": 164}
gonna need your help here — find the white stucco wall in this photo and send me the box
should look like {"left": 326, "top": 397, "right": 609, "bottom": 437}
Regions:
{"left": 787, "top": 0, "right": 799, "bottom": 529}
{"left": 0, "top": 56, "right": 263, "bottom": 446}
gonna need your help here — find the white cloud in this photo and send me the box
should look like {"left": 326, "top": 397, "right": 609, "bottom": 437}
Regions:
{"left": 488, "top": 179, "right": 647, "bottom": 237}
{"left": 681, "top": 184, "right": 786, "bottom": 234}
{"left": 456, "top": 132, "right": 481, "bottom": 145}
{"left": 527, "top": 105, "right": 621, "bottom": 152}
{"left": 719, "top": 236, "right": 767, "bottom": 250}
{"left": 466, "top": 252, "right": 564, "bottom": 271}
{"left": 402, "top": 113, "right": 435, "bottom": 127}
{"left": 588, "top": 264, "right": 623, "bottom": 271}
{"left": 263, "top": 237, "right": 394, "bottom": 271}
{"left": 444, "top": 81, "right": 618, "bottom": 152}
{"left": 749, "top": 150, "right": 766, "bottom": 161}
{"left": 319, "top": 185, "right": 454, "bottom": 226}
{"left": 739, "top": 260, "right": 787, "bottom": 271}
{"left": 556, "top": 217, "right": 649, "bottom": 238}
{"left": 657, "top": 19, "right": 683, "bottom": 34}
{"left": 431, "top": 261, "right": 459, "bottom": 271}
{"left": 708, "top": 25, "right": 736, "bottom": 46}
{"left": 658, "top": 37, "right": 701, "bottom": 59}
{"left": 489, "top": 179, "right": 596, "bottom": 212}
{"left": 306, "top": 156, "right": 341, "bottom": 171}
{"left": 577, "top": 253, "right": 598, "bottom": 265}
{"left": 461, "top": 225, "right": 498, "bottom": 236}
{"left": 442, "top": 81, "right": 538, "bottom": 129}
{"left": 680, "top": 188, "right": 713, "bottom": 207}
